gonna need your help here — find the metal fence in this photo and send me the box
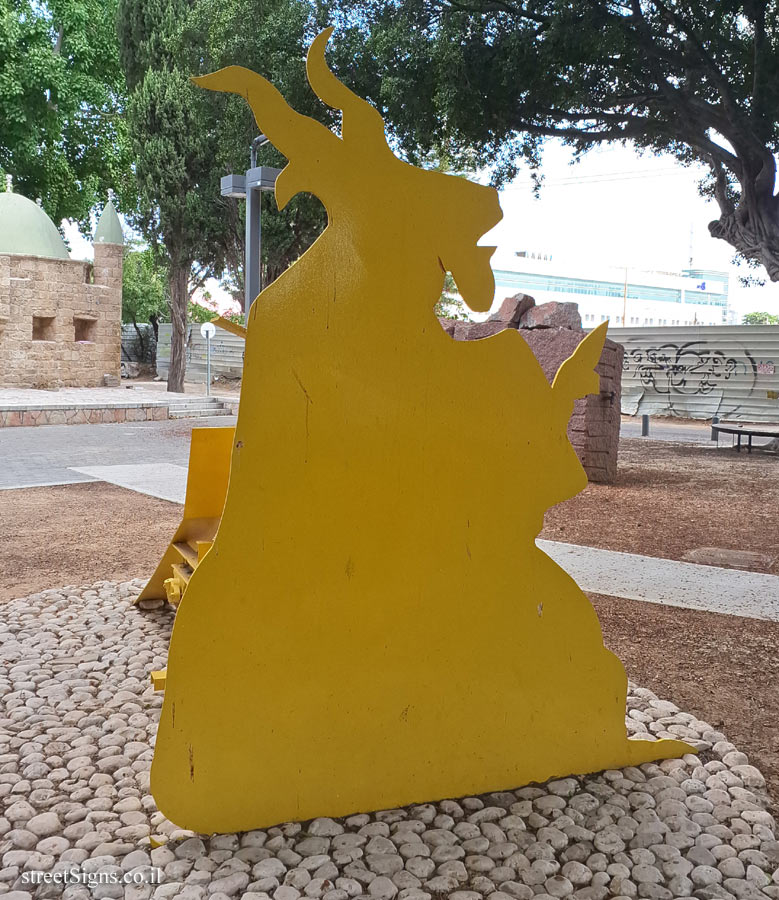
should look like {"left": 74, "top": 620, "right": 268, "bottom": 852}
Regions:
{"left": 121, "top": 323, "right": 156, "bottom": 365}
{"left": 156, "top": 321, "right": 779, "bottom": 421}
{"left": 156, "top": 323, "right": 245, "bottom": 383}
{"left": 607, "top": 324, "right": 779, "bottom": 422}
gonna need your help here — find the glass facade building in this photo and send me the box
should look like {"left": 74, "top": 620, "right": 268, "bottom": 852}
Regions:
{"left": 490, "top": 254, "right": 729, "bottom": 327}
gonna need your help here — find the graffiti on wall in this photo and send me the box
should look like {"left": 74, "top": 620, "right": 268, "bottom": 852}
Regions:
{"left": 615, "top": 327, "right": 779, "bottom": 421}
{"left": 624, "top": 341, "right": 757, "bottom": 397}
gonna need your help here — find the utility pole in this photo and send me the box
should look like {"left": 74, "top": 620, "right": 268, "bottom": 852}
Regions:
{"left": 688, "top": 222, "right": 694, "bottom": 269}
{"left": 220, "top": 140, "right": 282, "bottom": 320}
{"left": 622, "top": 267, "right": 628, "bottom": 326}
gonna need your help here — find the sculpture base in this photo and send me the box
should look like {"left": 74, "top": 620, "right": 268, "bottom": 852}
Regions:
{"left": 1, "top": 579, "right": 774, "bottom": 900}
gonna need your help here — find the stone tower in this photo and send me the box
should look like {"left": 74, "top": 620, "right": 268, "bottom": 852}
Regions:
{"left": 0, "top": 185, "right": 123, "bottom": 388}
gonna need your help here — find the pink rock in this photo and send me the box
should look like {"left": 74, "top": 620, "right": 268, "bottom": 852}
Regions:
{"left": 519, "top": 301, "right": 582, "bottom": 330}
{"left": 517, "top": 327, "right": 584, "bottom": 384}
{"left": 453, "top": 321, "right": 505, "bottom": 341}
{"left": 436, "top": 317, "right": 457, "bottom": 337}
{"left": 489, "top": 293, "right": 535, "bottom": 327}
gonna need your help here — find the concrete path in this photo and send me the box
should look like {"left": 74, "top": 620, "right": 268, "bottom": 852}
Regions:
{"left": 620, "top": 416, "right": 778, "bottom": 450}
{"left": 620, "top": 417, "right": 713, "bottom": 444}
{"left": 3, "top": 416, "right": 776, "bottom": 622}
{"left": 0, "top": 417, "right": 234, "bottom": 490}
{"left": 69, "top": 463, "right": 188, "bottom": 504}
{"left": 0, "top": 382, "right": 237, "bottom": 408}
{"left": 538, "top": 539, "right": 779, "bottom": 622}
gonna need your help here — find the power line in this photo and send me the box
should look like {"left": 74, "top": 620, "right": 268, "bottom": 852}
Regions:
{"left": 501, "top": 167, "right": 701, "bottom": 191}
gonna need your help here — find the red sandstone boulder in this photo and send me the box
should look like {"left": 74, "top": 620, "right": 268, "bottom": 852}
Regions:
{"left": 519, "top": 301, "right": 582, "bottom": 330}
{"left": 436, "top": 317, "right": 457, "bottom": 336}
{"left": 488, "top": 292, "right": 535, "bottom": 327}
{"left": 453, "top": 321, "right": 506, "bottom": 341}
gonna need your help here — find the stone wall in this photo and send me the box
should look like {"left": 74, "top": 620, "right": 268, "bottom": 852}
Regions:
{"left": 0, "top": 242, "right": 122, "bottom": 388}
{"left": 446, "top": 294, "right": 623, "bottom": 484}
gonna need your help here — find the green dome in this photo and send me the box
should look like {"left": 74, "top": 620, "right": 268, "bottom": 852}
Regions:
{"left": 94, "top": 198, "right": 123, "bottom": 245}
{"left": 0, "top": 192, "right": 70, "bottom": 259}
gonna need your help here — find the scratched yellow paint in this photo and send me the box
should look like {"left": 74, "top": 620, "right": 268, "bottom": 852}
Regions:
{"left": 150, "top": 29, "right": 692, "bottom": 833}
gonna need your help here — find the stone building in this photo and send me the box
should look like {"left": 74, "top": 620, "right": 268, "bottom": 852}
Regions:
{"left": 442, "top": 295, "right": 623, "bottom": 484}
{"left": 0, "top": 185, "right": 123, "bottom": 388}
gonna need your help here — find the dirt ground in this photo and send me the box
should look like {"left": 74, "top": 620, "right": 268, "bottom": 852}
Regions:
{"left": 593, "top": 593, "right": 779, "bottom": 811}
{"left": 0, "top": 482, "right": 181, "bottom": 602}
{"left": 542, "top": 437, "right": 779, "bottom": 574}
{"left": 0, "top": 437, "right": 777, "bottom": 808}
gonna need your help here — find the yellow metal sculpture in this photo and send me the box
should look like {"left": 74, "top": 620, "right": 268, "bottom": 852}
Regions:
{"left": 136, "top": 425, "right": 234, "bottom": 610}
{"left": 150, "top": 29, "right": 692, "bottom": 833}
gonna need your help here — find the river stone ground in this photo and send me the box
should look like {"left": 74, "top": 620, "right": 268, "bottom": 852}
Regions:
{"left": 1, "top": 581, "right": 777, "bottom": 900}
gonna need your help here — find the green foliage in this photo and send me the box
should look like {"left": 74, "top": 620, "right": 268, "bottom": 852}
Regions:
{"left": 188, "top": 295, "right": 243, "bottom": 323}
{"left": 122, "top": 244, "right": 169, "bottom": 326}
{"left": 182, "top": 0, "right": 330, "bottom": 290}
{"left": 118, "top": 59, "right": 223, "bottom": 274}
{"left": 742, "top": 311, "right": 779, "bottom": 325}
{"left": 187, "top": 300, "right": 216, "bottom": 324}
{"left": 434, "top": 273, "right": 470, "bottom": 321}
{"left": 117, "top": 0, "right": 229, "bottom": 389}
{"left": 0, "top": 0, "right": 133, "bottom": 228}
{"left": 327, "top": 0, "right": 779, "bottom": 278}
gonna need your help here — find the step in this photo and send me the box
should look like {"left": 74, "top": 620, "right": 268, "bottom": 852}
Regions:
{"left": 173, "top": 541, "right": 199, "bottom": 567}
{"left": 168, "top": 402, "right": 227, "bottom": 410}
{"left": 171, "top": 562, "right": 193, "bottom": 585}
{"left": 169, "top": 407, "right": 232, "bottom": 418}
{"left": 167, "top": 399, "right": 225, "bottom": 410}
{"left": 168, "top": 403, "right": 227, "bottom": 411}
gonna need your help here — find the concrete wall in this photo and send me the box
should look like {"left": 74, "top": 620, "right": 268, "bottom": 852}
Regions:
{"left": 0, "top": 243, "right": 122, "bottom": 388}
{"left": 608, "top": 324, "right": 779, "bottom": 422}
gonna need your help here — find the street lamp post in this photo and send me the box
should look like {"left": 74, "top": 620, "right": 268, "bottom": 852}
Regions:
{"left": 220, "top": 137, "right": 282, "bottom": 316}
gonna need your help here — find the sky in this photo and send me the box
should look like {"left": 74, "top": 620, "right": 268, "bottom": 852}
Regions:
{"left": 480, "top": 142, "right": 779, "bottom": 321}
{"left": 64, "top": 141, "right": 779, "bottom": 321}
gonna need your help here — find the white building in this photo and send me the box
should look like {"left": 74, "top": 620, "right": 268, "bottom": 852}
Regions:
{"left": 490, "top": 249, "right": 729, "bottom": 327}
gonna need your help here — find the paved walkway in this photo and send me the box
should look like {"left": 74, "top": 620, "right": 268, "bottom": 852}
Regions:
{"left": 620, "top": 417, "right": 713, "bottom": 444}
{"left": 538, "top": 540, "right": 779, "bottom": 623}
{"left": 0, "top": 418, "right": 233, "bottom": 490}
{"left": 620, "top": 416, "right": 779, "bottom": 450}
{"left": 64, "top": 462, "right": 779, "bottom": 623}
{"left": 70, "top": 463, "right": 188, "bottom": 504}
{"left": 3, "top": 416, "right": 777, "bottom": 622}
{"left": 0, "top": 382, "right": 238, "bottom": 408}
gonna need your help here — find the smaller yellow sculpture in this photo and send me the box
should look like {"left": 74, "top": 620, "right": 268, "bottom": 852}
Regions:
{"left": 136, "top": 426, "right": 234, "bottom": 610}
{"left": 149, "top": 29, "right": 692, "bottom": 834}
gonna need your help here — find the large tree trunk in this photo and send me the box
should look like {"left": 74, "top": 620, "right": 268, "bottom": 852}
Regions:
{"left": 167, "top": 263, "right": 189, "bottom": 393}
{"left": 709, "top": 154, "right": 779, "bottom": 280}
{"left": 709, "top": 204, "right": 779, "bottom": 281}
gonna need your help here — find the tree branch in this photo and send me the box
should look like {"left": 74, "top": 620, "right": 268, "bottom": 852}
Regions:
{"left": 647, "top": 0, "right": 744, "bottom": 123}
{"left": 442, "top": 0, "right": 548, "bottom": 23}
{"left": 511, "top": 122, "right": 648, "bottom": 141}
{"left": 709, "top": 156, "right": 736, "bottom": 217}
{"left": 749, "top": 0, "right": 768, "bottom": 129}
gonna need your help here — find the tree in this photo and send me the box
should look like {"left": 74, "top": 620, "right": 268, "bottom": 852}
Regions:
{"left": 328, "top": 0, "right": 779, "bottom": 279}
{"left": 122, "top": 243, "right": 170, "bottom": 348}
{"left": 0, "top": 0, "right": 133, "bottom": 228}
{"left": 742, "top": 311, "right": 779, "bottom": 325}
{"left": 182, "top": 0, "right": 330, "bottom": 304}
{"left": 435, "top": 273, "right": 470, "bottom": 320}
{"left": 117, "top": 0, "right": 227, "bottom": 392}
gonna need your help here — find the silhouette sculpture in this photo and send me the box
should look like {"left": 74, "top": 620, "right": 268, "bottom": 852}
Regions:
{"left": 150, "top": 29, "right": 692, "bottom": 833}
